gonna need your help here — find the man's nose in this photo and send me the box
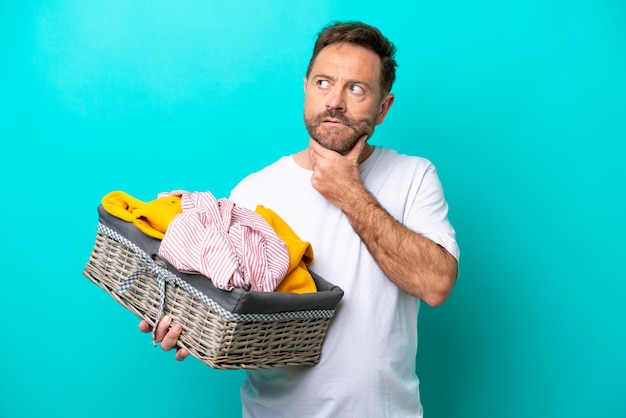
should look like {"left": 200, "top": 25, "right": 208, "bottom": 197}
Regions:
{"left": 325, "top": 87, "right": 346, "bottom": 111}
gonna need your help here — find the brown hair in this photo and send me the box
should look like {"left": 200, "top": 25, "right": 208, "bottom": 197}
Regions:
{"left": 305, "top": 21, "right": 397, "bottom": 94}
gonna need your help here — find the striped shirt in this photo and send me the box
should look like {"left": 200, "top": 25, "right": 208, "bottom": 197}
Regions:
{"left": 158, "top": 191, "right": 289, "bottom": 292}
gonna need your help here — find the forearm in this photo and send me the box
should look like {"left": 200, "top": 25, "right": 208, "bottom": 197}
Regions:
{"left": 307, "top": 138, "right": 457, "bottom": 304}
{"left": 339, "top": 186, "right": 458, "bottom": 306}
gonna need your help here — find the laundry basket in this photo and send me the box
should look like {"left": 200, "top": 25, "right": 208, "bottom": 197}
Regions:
{"left": 83, "top": 206, "right": 344, "bottom": 370}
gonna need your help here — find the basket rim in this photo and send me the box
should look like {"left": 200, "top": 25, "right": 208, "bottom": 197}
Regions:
{"left": 97, "top": 222, "right": 337, "bottom": 323}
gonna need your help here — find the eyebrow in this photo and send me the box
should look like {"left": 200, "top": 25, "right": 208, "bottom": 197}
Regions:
{"left": 312, "top": 73, "right": 373, "bottom": 91}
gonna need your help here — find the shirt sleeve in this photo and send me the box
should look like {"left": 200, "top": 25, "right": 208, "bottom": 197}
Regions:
{"left": 404, "top": 162, "right": 460, "bottom": 261}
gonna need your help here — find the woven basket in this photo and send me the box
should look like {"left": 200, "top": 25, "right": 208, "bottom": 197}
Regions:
{"left": 83, "top": 208, "right": 343, "bottom": 370}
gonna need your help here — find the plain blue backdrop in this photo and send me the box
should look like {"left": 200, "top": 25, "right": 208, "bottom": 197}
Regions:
{"left": 1, "top": 1, "right": 624, "bottom": 417}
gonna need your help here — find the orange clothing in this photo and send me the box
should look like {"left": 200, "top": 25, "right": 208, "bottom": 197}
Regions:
{"left": 255, "top": 205, "right": 317, "bottom": 294}
{"left": 101, "top": 191, "right": 182, "bottom": 239}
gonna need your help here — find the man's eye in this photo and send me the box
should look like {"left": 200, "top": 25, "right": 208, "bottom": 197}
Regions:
{"left": 349, "top": 84, "right": 365, "bottom": 94}
{"left": 317, "top": 80, "right": 330, "bottom": 88}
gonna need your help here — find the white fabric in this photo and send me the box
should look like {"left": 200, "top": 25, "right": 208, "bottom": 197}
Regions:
{"left": 229, "top": 146, "right": 459, "bottom": 418}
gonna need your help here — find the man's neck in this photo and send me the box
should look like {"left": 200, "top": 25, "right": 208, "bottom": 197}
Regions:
{"left": 293, "top": 143, "right": 375, "bottom": 170}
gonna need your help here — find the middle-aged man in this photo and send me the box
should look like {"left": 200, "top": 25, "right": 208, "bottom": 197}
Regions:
{"left": 142, "top": 21, "right": 460, "bottom": 417}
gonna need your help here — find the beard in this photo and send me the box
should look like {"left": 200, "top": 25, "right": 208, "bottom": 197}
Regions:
{"left": 304, "top": 109, "right": 376, "bottom": 155}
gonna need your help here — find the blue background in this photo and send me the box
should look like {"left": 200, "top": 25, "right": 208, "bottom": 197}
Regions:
{"left": 1, "top": 1, "right": 625, "bottom": 417}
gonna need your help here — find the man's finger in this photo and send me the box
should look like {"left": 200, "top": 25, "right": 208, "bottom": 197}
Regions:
{"left": 138, "top": 320, "right": 153, "bottom": 333}
{"left": 345, "top": 135, "right": 368, "bottom": 163}
{"left": 174, "top": 346, "right": 190, "bottom": 361}
{"left": 161, "top": 323, "right": 183, "bottom": 351}
{"left": 154, "top": 315, "right": 172, "bottom": 342}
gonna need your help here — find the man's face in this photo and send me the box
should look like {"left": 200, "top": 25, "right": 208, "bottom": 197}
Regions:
{"left": 304, "top": 43, "right": 394, "bottom": 155}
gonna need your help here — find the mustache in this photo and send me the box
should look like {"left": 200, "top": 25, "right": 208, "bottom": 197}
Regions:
{"left": 313, "top": 109, "right": 357, "bottom": 129}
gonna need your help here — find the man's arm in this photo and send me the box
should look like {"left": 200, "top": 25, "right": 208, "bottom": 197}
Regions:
{"left": 309, "top": 137, "right": 458, "bottom": 306}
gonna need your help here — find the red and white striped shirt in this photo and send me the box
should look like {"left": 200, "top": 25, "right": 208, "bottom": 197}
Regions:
{"left": 158, "top": 191, "right": 289, "bottom": 292}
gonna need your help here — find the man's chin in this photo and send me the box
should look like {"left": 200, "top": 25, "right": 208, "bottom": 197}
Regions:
{"left": 312, "top": 137, "right": 359, "bottom": 155}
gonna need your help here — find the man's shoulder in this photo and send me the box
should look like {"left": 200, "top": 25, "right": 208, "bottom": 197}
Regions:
{"left": 375, "top": 146, "right": 435, "bottom": 171}
{"left": 239, "top": 155, "right": 294, "bottom": 181}
{"left": 229, "top": 155, "right": 297, "bottom": 205}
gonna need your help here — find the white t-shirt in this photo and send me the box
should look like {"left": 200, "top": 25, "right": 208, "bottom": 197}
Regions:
{"left": 229, "top": 146, "right": 459, "bottom": 418}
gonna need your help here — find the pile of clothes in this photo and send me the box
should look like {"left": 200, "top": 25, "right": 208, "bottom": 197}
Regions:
{"left": 101, "top": 190, "right": 316, "bottom": 294}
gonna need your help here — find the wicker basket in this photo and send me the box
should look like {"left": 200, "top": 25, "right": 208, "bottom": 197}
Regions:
{"left": 83, "top": 207, "right": 343, "bottom": 370}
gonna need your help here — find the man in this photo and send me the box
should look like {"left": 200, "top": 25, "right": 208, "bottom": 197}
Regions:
{"left": 142, "top": 21, "right": 459, "bottom": 417}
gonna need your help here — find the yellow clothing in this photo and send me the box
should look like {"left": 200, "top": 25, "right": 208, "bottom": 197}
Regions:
{"left": 255, "top": 205, "right": 317, "bottom": 294}
{"left": 101, "top": 191, "right": 182, "bottom": 239}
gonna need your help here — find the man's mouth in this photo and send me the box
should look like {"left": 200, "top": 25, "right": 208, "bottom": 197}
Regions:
{"left": 313, "top": 110, "right": 356, "bottom": 130}
{"left": 321, "top": 118, "right": 347, "bottom": 126}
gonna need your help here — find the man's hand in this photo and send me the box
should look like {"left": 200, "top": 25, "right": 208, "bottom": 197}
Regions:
{"left": 308, "top": 135, "right": 370, "bottom": 209}
{"left": 139, "top": 315, "right": 189, "bottom": 361}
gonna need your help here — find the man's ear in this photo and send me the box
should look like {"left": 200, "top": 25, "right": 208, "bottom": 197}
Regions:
{"left": 376, "top": 93, "right": 395, "bottom": 125}
{"left": 303, "top": 77, "right": 308, "bottom": 96}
